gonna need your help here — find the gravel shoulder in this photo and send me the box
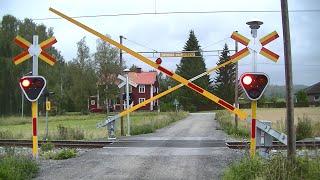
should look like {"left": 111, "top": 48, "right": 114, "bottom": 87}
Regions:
{"left": 35, "top": 112, "right": 244, "bottom": 180}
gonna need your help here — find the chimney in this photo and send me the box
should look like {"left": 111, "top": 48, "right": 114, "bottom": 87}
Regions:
{"left": 136, "top": 67, "right": 142, "bottom": 73}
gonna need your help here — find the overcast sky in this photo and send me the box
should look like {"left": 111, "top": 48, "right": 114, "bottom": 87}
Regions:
{"left": 1, "top": 0, "right": 320, "bottom": 86}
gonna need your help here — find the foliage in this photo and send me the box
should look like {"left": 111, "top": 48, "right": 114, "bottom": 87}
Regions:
{"left": 42, "top": 148, "right": 77, "bottom": 160}
{"left": 40, "top": 141, "right": 55, "bottom": 152}
{"left": 215, "top": 111, "right": 249, "bottom": 138}
{"left": 296, "top": 115, "right": 313, "bottom": 140}
{"left": 223, "top": 154, "right": 320, "bottom": 180}
{"left": 175, "top": 30, "right": 212, "bottom": 111}
{"left": 296, "top": 90, "right": 308, "bottom": 103}
{"left": 0, "top": 155, "right": 39, "bottom": 180}
{"left": 56, "top": 124, "right": 85, "bottom": 140}
{"left": 160, "top": 102, "right": 176, "bottom": 112}
{"left": 213, "top": 44, "right": 240, "bottom": 105}
{"left": 94, "top": 37, "right": 123, "bottom": 113}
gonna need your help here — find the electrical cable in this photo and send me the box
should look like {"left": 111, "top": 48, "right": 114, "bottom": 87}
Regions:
{"left": 33, "top": 9, "right": 320, "bottom": 21}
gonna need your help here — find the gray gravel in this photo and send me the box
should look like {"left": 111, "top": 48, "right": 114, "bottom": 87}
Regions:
{"left": 35, "top": 112, "right": 245, "bottom": 180}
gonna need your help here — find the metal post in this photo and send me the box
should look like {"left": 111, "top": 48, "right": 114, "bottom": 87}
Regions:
{"left": 126, "top": 73, "right": 130, "bottom": 136}
{"left": 280, "top": 0, "right": 296, "bottom": 158}
{"left": 120, "top": 35, "right": 124, "bottom": 136}
{"left": 45, "top": 96, "right": 49, "bottom": 141}
{"left": 250, "top": 100, "right": 257, "bottom": 158}
{"left": 21, "top": 90, "right": 24, "bottom": 119}
{"left": 234, "top": 31, "right": 239, "bottom": 129}
{"left": 32, "top": 35, "right": 39, "bottom": 159}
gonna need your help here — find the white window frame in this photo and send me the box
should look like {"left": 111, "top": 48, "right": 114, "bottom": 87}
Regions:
{"left": 139, "top": 98, "right": 145, "bottom": 103}
{"left": 139, "top": 85, "right": 145, "bottom": 93}
{"left": 314, "top": 95, "right": 320, "bottom": 101}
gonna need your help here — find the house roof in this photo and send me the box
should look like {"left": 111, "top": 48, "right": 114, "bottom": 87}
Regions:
{"left": 305, "top": 82, "right": 320, "bottom": 95}
{"left": 128, "top": 71, "right": 157, "bottom": 85}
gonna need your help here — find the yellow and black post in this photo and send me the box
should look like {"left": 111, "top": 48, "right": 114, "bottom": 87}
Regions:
{"left": 250, "top": 100, "right": 257, "bottom": 158}
{"left": 32, "top": 102, "right": 38, "bottom": 158}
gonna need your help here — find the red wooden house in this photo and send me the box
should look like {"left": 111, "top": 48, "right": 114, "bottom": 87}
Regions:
{"left": 114, "top": 68, "right": 160, "bottom": 111}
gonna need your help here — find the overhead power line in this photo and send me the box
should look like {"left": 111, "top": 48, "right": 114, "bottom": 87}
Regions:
{"left": 32, "top": 9, "right": 320, "bottom": 21}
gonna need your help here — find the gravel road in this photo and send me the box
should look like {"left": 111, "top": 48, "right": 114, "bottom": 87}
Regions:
{"left": 35, "top": 112, "right": 244, "bottom": 180}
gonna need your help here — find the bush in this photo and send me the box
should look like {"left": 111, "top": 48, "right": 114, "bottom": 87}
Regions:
{"left": 40, "top": 141, "right": 55, "bottom": 152}
{"left": 53, "top": 148, "right": 77, "bottom": 160}
{"left": 42, "top": 148, "right": 77, "bottom": 160}
{"left": 56, "top": 124, "right": 85, "bottom": 140}
{"left": 0, "top": 155, "right": 39, "bottom": 180}
{"left": 160, "top": 102, "right": 176, "bottom": 112}
{"left": 223, "top": 154, "right": 320, "bottom": 180}
{"left": 296, "top": 115, "right": 313, "bottom": 140}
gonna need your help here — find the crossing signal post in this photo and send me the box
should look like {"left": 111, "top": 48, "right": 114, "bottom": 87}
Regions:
{"left": 240, "top": 72, "right": 269, "bottom": 157}
{"left": 13, "top": 35, "right": 57, "bottom": 158}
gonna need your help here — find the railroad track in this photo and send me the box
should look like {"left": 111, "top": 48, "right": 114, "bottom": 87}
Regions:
{"left": 0, "top": 139, "right": 114, "bottom": 148}
{"left": 226, "top": 140, "right": 320, "bottom": 149}
{"left": 0, "top": 139, "right": 319, "bottom": 149}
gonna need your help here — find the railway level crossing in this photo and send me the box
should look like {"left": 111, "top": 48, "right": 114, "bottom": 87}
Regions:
{"left": 49, "top": 7, "right": 248, "bottom": 120}
{"left": 49, "top": 7, "right": 285, "bottom": 157}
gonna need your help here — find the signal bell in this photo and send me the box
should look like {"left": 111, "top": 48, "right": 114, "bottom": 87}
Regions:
{"left": 19, "top": 76, "right": 47, "bottom": 102}
{"left": 240, "top": 72, "right": 269, "bottom": 101}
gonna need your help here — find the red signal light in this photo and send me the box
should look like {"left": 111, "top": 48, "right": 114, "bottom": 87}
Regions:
{"left": 156, "top": 57, "right": 162, "bottom": 64}
{"left": 21, "top": 79, "right": 31, "bottom": 88}
{"left": 242, "top": 75, "right": 252, "bottom": 85}
{"left": 240, "top": 72, "right": 269, "bottom": 101}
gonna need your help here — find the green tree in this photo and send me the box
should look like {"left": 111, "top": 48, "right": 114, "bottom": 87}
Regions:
{"left": 213, "top": 44, "right": 237, "bottom": 105}
{"left": 175, "top": 30, "right": 211, "bottom": 111}
{"left": 94, "top": 37, "right": 123, "bottom": 112}
{"left": 296, "top": 90, "right": 308, "bottom": 103}
{"left": 68, "top": 37, "right": 97, "bottom": 113}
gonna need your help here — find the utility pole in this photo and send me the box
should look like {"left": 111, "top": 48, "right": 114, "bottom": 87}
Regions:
{"left": 234, "top": 31, "right": 239, "bottom": 129}
{"left": 119, "top": 35, "right": 124, "bottom": 136}
{"left": 280, "top": 0, "right": 296, "bottom": 158}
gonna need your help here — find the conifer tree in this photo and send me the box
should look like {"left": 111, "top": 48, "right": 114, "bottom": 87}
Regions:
{"left": 175, "top": 30, "right": 211, "bottom": 111}
{"left": 213, "top": 44, "right": 237, "bottom": 105}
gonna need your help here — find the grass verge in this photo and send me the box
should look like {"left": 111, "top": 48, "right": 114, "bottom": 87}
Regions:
{"left": 215, "top": 110, "right": 249, "bottom": 138}
{"left": 0, "top": 155, "right": 39, "bottom": 180}
{"left": 0, "top": 111, "right": 189, "bottom": 140}
{"left": 223, "top": 154, "right": 320, "bottom": 180}
{"left": 130, "top": 111, "right": 188, "bottom": 135}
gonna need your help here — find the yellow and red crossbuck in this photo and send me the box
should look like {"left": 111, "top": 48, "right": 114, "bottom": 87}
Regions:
{"left": 13, "top": 36, "right": 57, "bottom": 66}
{"left": 259, "top": 31, "right": 280, "bottom": 62}
{"left": 231, "top": 31, "right": 250, "bottom": 46}
{"left": 231, "top": 31, "right": 279, "bottom": 62}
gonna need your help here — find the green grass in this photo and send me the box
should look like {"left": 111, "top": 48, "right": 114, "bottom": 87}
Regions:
{"left": 0, "top": 111, "right": 188, "bottom": 140}
{"left": 223, "top": 154, "right": 320, "bottom": 180}
{"left": 0, "top": 155, "right": 39, "bottom": 180}
{"left": 215, "top": 110, "right": 249, "bottom": 138}
{"left": 41, "top": 148, "right": 77, "bottom": 160}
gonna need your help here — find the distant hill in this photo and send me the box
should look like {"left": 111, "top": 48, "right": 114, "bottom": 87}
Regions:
{"left": 264, "top": 85, "right": 308, "bottom": 98}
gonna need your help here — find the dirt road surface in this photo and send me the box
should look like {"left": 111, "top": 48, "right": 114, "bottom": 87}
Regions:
{"left": 35, "top": 113, "right": 244, "bottom": 180}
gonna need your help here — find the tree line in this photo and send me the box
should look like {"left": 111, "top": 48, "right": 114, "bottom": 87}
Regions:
{"left": 0, "top": 15, "right": 123, "bottom": 115}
